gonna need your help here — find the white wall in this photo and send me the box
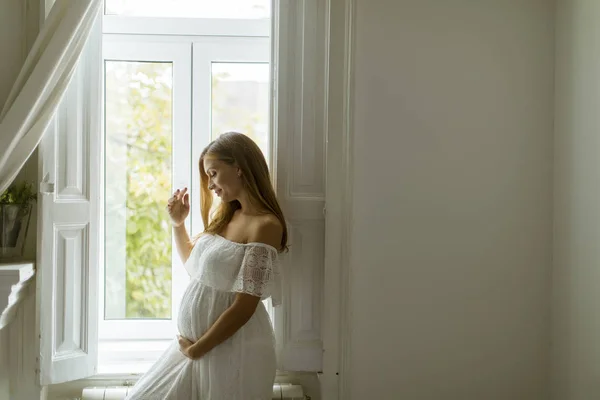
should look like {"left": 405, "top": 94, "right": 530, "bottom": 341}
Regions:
{"left": 552, "top": 1, "right": 600, "bottom": 399}
{"left": 0, "top": 1, "right": 26, "bottom": 107}
{"left": 0, "top": 0, "right": 39, "bottom": 106}
{"left": 0, "top": 2, "right": 39, "bottom": 400}
{"left": 0, "top": 3, "right": 27, "bottom": 399}
{"left": 0, "top": 0, "right": 39, "bottom": 259}
{"left": 348, "top": 1, "right": 555, "bottom": 399}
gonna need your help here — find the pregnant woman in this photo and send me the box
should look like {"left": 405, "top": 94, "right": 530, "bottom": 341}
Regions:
{"left": 126, "top": 132, "right": 286, "bottom": 400}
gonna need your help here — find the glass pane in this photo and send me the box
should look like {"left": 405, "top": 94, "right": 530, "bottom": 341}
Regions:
{"left": 105, "top": 0, "right": 270, "bottom": 19}
{"left": 211, "top": 62, "right": 270, "bottom": 163}
{"left": 104, "top": 61, "right": 173, "bottom": 320}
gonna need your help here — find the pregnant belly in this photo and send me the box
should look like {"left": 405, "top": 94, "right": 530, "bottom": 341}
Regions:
{"left": 176, "top": 281, "right": 235, "bottom": 340}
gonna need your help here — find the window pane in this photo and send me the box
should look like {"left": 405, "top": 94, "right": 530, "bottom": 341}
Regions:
{"left": 104, "top": 61, "right": 173, "bottom": 320}
{"left": 211, "top": 62, "right": 270, "bottom": 163}
{"left": 105, "top": 0, "right": 270, "bottom": 19}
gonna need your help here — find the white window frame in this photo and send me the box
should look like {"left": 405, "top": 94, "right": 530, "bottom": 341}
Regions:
{"left": 190, "top": 36, "right": 270, "bottom": 235}
{"left": 98, "top": 22, "right": 271, "bottom": 373}
{"left": 99, "top": 39, "right": 192, "bottom": 342}
{"left": 103, "top": 15, "right": 270, "bottom": 37}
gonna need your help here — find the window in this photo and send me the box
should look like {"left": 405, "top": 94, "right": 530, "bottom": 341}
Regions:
{"left": 38, "top": 0, "right": 326, "bottom": 386}
{"left": 105, "top": 0, "right": 270, "bottom": 19}
{"left": 98, "top": 13, "right": 270, "bottom": 374}
{"left": 100, "top": 42, "right": 192, "bottom": 355}
{"left": 104, "top": 60, "right": 175, "bottom": 322}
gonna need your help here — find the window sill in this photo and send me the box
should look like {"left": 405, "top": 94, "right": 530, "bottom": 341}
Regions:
{"left": 98, "top": 340, "right": 295, "bottom": 377}
{"left": 88, "top": 370, "right": 299, "bottom": 383}
{"left": 47, "top": 371, "right": 316, "bottom": 400}
{"left": 98, "top": 339, "right": 172, "bottom": 374}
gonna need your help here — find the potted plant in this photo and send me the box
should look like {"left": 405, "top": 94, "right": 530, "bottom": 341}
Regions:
{"left": 0, "top": 181, "right": 36, "bottom": 260}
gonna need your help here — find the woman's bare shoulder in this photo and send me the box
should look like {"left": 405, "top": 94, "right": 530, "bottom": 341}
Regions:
{"left": 247, "top": 214, "right": 283, "bottom": 248}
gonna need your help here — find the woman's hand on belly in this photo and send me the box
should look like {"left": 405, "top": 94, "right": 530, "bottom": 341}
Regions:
{"left": 177, "top": 334, "right": 205, "bottom": 360}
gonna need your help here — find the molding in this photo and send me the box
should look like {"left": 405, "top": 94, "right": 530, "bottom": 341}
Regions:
{"left": 21, "top": 0, "right": 28, "bottom": 63}
{"left": 322, "top": 0, "right": 355, "bottom": 398}
{"left": 273, "top": 0, "right": 327, "bottom": 373}
{"left": 0, "top": 262, "right": 35, "bottom": 330}
{"left": 339, "top": 0, "right": 355, "bottom": 397}
{"left": 23, "top": 0, "right": 40, "bottom": 56}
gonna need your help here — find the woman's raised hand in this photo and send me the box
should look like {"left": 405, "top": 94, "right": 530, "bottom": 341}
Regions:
{"left": 167, "top": 187, "right": 190, "bottom": 227}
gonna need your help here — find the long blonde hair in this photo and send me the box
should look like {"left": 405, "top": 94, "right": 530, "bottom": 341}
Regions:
{"left": 198, "top": 132, "right": 288, "bottom": 252}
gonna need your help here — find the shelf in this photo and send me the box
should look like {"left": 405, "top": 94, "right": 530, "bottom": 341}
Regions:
{"left": 0, "top": 262, "right": 35, "bottom": 330}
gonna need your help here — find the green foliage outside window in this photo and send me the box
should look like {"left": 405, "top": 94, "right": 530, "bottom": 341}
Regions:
{"left": 106, "top": 62, "right": 173, "bottom": 319}
{"left": 105, "top": 61, "right": 268, "bottom": 319}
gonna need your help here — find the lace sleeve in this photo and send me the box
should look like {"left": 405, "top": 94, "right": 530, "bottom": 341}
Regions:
{"left": 232, "top": 244, "right": 282, "bottom": 306}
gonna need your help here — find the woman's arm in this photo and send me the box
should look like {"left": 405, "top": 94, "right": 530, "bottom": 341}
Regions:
{"left": 168, "top": 187, "right": 193, "bottom": 263}
{"left": 173, "top": 224, "right": 193, "bottom": 264}
{"left": 183, "top": 219, "right": 282, "bottom": 359}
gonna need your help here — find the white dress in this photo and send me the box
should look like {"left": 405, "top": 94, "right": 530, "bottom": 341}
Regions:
{"left": 125, "top": 234, "right": 282, "bottom": 400}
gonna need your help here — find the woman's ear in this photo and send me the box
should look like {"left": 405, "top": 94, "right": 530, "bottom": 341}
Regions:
{"left": 237, "top": 168, "right": 242, "bottom": 177}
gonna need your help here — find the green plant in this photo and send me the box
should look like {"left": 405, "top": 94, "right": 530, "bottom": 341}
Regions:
{"left": 0, "top": 181, "right": 36, "bottom": 251}
{"left": 0, "top": 181, "right": 37, "bottom": 209}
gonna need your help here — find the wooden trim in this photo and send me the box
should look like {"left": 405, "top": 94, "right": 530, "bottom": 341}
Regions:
{"left": 322, "top": 0, "right": 355, "bottom": 398}
{"left": 24, "top": 0, "right": 40, "bottom": 55}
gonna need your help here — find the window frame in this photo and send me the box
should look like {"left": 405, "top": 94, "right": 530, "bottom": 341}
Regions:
{"left": 190, "top": 37, "right": 271, "bottom": 236}
{"left": 103, "top": 15, "right": 270, "bottom": 37}
{"left": 98, "top": 19, "right": 271, "bottom": 374}
{"left": 99, "top": 38, "right": 192, "bottom": 343}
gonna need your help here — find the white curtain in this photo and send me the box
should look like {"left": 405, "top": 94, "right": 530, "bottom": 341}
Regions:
{"left": 0, "top": 0, "right": 101, "bottom": 194}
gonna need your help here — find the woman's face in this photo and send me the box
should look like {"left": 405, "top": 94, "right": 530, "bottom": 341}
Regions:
{"left": 203, "top": 157, "right": 243, "bottom": 203}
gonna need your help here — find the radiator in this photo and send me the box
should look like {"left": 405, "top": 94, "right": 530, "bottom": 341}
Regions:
{"left": 81, "top": 384, "right": 305, "bottom": 399}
